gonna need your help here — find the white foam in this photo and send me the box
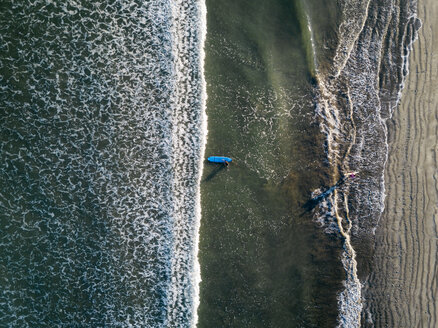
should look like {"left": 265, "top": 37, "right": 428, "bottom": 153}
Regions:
{"left": 312, "top": 1, "right": 420, "bottom": 327}
{"left": 0, "top": 0, "right": 207, "bottom": 326}
{"left": 331, "top": 0, "right": 372, "bottom": 78}
{"left": 165, "top": 0, "right": 207, "bottom": 326}
{"left": 192, "top": 0, "right": 208, "bottom": 326}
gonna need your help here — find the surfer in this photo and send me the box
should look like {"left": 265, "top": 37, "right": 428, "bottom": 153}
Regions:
{"left": 334, "top": 171, "right": 357, "bottom": 187}
{"left": 208, "top": 156, "right": 232, "bottom": 165}
{"left": 301, "top": 171, "right": 358, "bottom": 213}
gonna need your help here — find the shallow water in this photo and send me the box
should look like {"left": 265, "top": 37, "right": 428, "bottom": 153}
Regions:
{"left": 313, "top": 0, "right": 420, "bottom": 326}
{"left": 198, "top": 1, "right": 346, "bottom": 327}
{"left": 199, "top": 0, "right": 421, "bottom": 326}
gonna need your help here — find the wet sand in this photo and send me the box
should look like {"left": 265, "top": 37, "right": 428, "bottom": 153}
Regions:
{"left": 365, "top": 0, "right": 438, "bottom": 326}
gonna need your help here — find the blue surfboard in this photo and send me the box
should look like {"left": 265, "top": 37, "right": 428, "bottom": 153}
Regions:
{"left": 207, "top": 156, "right": 232, "bottom": 164}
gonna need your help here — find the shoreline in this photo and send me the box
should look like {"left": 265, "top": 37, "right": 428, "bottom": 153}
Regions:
{"left": 364, "top": 0, "right": 438, "bottom": 326}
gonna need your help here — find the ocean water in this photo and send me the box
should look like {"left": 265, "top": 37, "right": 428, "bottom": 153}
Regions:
{"left": 0, "top": 0, "right": 420, "bottom": 327}
{"left": 0, "top": 0, "right": 206, "bottom": 326}
{"left": 199, "top": 0, "right": 420, "bottom": 327}
{"left": 198, "top": 0, "right": 344, "bottom": 327}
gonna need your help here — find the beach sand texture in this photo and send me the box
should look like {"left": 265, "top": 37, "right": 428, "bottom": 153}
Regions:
{"left": 365, "top": 0, "right": 438, "bottom": 326}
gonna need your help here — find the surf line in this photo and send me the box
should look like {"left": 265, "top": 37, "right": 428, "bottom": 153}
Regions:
{"left": 335, "top": 87, "right": 362, "bottom": 327}
{"left": 303, "top": 171, "right": 362, "bottom": 326}
{"left": 193, "top": 0, "right": 208, "bottom": 327}
{"left": 313, "top": 42, "right": 363, "bottom": 328}
{"left": 334, "top": 189, "right": 363, "bottom": 327}
{"left": 165, "top": 0, "right": 208, "bottom": 326}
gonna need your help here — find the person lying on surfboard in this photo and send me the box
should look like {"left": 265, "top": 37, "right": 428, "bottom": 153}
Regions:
{"left": 207, "top": 156, "right": 232, "bottom": 165}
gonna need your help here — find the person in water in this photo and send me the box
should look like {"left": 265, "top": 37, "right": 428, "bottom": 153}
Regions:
{"left": 301, "top": 171, "right": 358, "bottom": 213}
{"left": 335, "top": 171, "right": 357, "bottom": 187}
{"left": 224, "top": 160, "right": 229, "bottom": 166}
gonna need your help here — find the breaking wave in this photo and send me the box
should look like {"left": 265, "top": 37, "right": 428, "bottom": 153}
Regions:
{"left": 0, "top": 0, "right": 207, "bottom": 326}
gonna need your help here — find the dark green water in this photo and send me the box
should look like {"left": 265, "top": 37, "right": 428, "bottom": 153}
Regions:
{"left": 198, "top": 0, "right": 344, "bottom": 326}
{"left": 0, "top": 1, "right": 206, "bottom": 325}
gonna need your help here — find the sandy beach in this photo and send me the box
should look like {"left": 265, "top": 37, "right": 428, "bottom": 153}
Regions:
{"left": 364, "top": 0, "right": 438, "bottom": 326}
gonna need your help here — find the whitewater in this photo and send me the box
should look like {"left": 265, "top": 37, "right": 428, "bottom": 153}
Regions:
{"left": 0, "top": 0, "right": 206, "bottom": 326}
{"left": 312, "top": 0, "right": 421, "bottom": 326}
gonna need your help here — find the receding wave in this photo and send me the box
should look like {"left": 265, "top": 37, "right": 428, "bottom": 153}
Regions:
{"left": 0, "top": 0, "right": 206, "bottom": 326}
{"left": 310, "top": 0, "right": 421, "bottom": 326}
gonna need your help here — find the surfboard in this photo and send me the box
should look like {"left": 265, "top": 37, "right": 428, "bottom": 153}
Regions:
{"left": 207, "top": 156, "right": 232, "bottom": 163}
